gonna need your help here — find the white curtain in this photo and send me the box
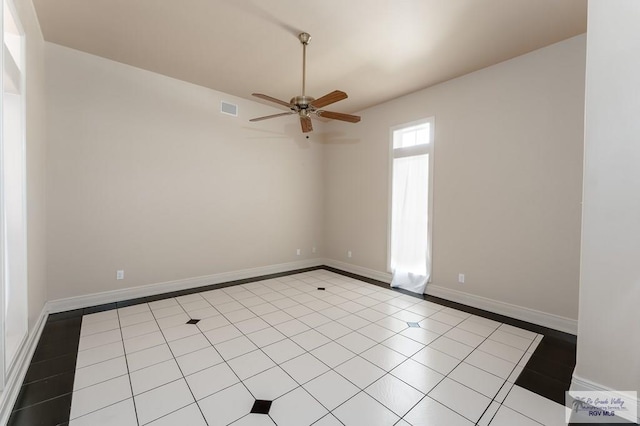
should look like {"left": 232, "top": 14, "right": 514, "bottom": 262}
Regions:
{"left": 390, "top": 153, "right": 430, "bottom": 294}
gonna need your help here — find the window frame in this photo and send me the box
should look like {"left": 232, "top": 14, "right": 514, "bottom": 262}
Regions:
{"left": 387, "top": 117, "right": 435, "bottom": 277}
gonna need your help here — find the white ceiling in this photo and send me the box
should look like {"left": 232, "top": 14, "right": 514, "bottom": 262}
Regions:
{"left": 32, "top": 0, "right": 587, "bottom": 113}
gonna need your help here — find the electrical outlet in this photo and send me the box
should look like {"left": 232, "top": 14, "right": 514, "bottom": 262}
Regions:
{"left": 458, "top": 273, "right": 465, "bottom": 284}
{"left": 312, "top": 247, "right": 316, "bottom": 253}
{"left": 117, "top": 270, "right": 125, "bottom": 280}
{"left": 347, "top": 250, "right": 352, "bottom": 258}
{"left": 296, "top": 248, "right": 301, "bottom": 256}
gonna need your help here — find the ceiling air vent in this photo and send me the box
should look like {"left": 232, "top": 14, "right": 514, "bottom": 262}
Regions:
{"left": 220, "top": 101, "right": 238, "bottom": 117}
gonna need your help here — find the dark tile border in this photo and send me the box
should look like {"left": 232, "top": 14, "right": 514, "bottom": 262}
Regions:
{"left": 9, "top": 264, "right": 578, "bottom": 425}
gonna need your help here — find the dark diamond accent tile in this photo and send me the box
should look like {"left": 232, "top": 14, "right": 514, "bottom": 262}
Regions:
{"left": 250, "top": 399, "right": 272, "bottom": 414}
{"left": 317, "top": 287, "right": 326, "bottom": 291}
{"left": 7, "top": 393, "right": 73, "bottom": 426}
{"left": 407, "top": 322, "right": 420, "bottom": 328}
{"left": 186, "top": 319, "right": 201, "bottom": 325}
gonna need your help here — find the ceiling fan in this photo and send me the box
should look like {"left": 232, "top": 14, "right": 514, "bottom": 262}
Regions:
{"left": 250, "top": 32, "right": 361, "bottom": 133}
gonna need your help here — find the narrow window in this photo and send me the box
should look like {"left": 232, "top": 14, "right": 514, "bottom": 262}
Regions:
{"left": 389, "top": 118, "right": 434, "bottom": 293}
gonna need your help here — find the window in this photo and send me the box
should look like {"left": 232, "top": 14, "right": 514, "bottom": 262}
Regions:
{"left": 389, "top": 118, "right": 434, "bottom": 293}
{"left": 2, "top": 0, "right": 27, "bottom": 384}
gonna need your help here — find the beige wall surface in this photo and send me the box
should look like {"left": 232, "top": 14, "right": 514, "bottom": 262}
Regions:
{"left": 576, "top": 0, "right": 640, "bottom": 395}
{"left": 45, "top": 43, "right": 324, "bottom": 300}
{"left": 323, "top": 35, "right": 586, "bottom": 320}
{"left": 12, "top": 0, "right": 48, "bottom": 329}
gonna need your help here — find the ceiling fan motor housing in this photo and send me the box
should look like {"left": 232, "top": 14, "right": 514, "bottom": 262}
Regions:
{"left": 291, "top": 95, "right": 315, "bottom": 111}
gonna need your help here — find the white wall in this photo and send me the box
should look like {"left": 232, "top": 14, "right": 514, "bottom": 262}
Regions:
{"left": 324, "top": 35, "right": 586, "bottom": 326}
{"left": 574, "top": 0, "right": 640, "bottom": 397}
{"left": 45, "top": 43, "right": 324, "bottom": 300}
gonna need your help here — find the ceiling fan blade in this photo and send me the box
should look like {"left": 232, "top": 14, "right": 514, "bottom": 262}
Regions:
{"left": 249, "top": 112, "right": 295, "bottom": 122}
{"left": 300, "top": 116, "right": 313, "bottom": 133}
{"left": 252, "top": 93, "right": 292, "bottom": 109}
{"left": 316, "top": 110, "right": 361, "bottom": 123}
{"left": 310, "top": 90, "right": 348, "bottom": 109}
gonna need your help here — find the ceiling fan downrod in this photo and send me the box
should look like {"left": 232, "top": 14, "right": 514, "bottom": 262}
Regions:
{"left": 299, "top": 32, "right": 311, "bottom": 97}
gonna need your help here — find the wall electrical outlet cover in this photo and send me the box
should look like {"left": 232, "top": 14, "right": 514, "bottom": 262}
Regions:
{"left": 458, "top": 273, "right": 465, "bottom": 284}
{"left": 117, "top": 270, "right": 125, "bottom": 280}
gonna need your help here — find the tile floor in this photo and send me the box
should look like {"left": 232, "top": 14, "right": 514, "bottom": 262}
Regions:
{"left": 10, "top": 269, "right": 579, "bottom": 425}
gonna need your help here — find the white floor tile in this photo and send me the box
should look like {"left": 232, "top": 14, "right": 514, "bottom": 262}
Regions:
{"left": 231, "top": 413, "right": 276, "bottom": 425}
{"left": 291, "top": 329, "right": 331, "bottom": 351}
{"left": 249, "top": 302, "right": 280, "bottom": 316}
{"left": 130, "top": 359, "right": 183, "bottom": 395}
{"left": 334, "top": 356, "right": 385, "bottom": 389}
{"left": 332, "top": 391, "right": 399, "bottom": 426}
{"left": 444, "top": 327, "right": 486, "bottom": 347}
{"left": 311, "top": 341, "right": 355, "bottom": 368}
{"left": 336, "top": 332, "right": 376, "bottom": 354}
{"left": 156, "top": 312, "right": 190, "bottom": 329}
{"left": 392, "top": 310, "right": 425, "bottom": 323}
{"left": 429, "top": 311, "right": 465, "bottom": 326}
{"left": 215, "top": 335, "right": 258, "bottom": 360}
{"left": 336, "top": 314, "right": 370, "bottom": 330}
{"left": 82, "top": 310, "right": 118, "bottom": 325}
{"left": 358, "top": 323, "right": 396, "bottom": 342}
{"left": 381, "top": 334, "right": 424, "bottom": 357}
{"left": 73, "top": 356, "right": 128, "bottom": 391}
{"left": 418, "top": 317, "right": 453, "bottom": 335}
{"left": 235, "top": 317, "right": 270, "bottom": 334}
{"left": 269, "top": 387, "right": 328, "bottom": 426}
{"left": 311, "top": 413, "right": 343, "bottom": 426}
{"left": 261, "top": 310, "right": 295, "bottom": 326}
{"left": 151, "top": 305, "right": 185, "bottom": 320}
{"left": 188, "top": 306, "right": 220, "bottom": 319}
{"left": 498, "top": 323, "right": 537, "bottom": 340}
{"left": 404, "top": 396, "right": 474, "bottom": 426}
{"left": 490, "top": 405, "right": 543, "bottom": 426}
{"left": 76, "top": 341, "right": 125, "bottom": 369}
{"left": 196, "top": 314, "right": 230, "bottom": 332}
{"left": 69, "top": 398, "right": 137, "bottom": 426}
{"left": 148, "top": 298, "right": 179, "bottom": 310}
{"left": 161, "top": 323, "right": 201, "bottom": 342}
{"left": 318, "top": 306, "right": 350, "bottom": 320}
{"left": 181, "top": 299, "right": 212, "bottom": 312}
{"left": 204, "top": 324, "right": 243, "bottom": 345}
{"left": 449, "top": 362, "right": 505, "bottom": 398}
{"left": 134, "top": 379, "right": 195, "bottom": 425}
{"left": 70, "top": 375, "right": 132, "bottom": 419}
{"left": 457, "top": 319, "right": 498, "bottom": 337}
{"left": 411, "top": 346, "right": 460, "bottom": 375}
{"left": 246, "top": 326, "right": 286, "bottom": 347}
{"left": 168, "top": 333, "right": 211, "bottom": 357}
{"left": 274, "top": 318, "right": 311, "bottom": 337}
{"left": 121, "top": 320, "right": 160, "bottom": 340}
{"left": 198, "top": 382, "right": 255, "bottom": 426}
{"left": 375, "top": 316, "right": 409, "bottom": 333}
{"left": 78, "top": 329, "right": 122, "bottom": 352}
{"left": 119, "top": 311, "right": 155, "bottom": 327}
{"left": 429, "top": 377, "right": 492, "bottom": 423}
{"left": 400, "top": 327, "right": 439, "bottom": 345}
{"left": 478, "top": 338, "right": 526, "bottom": 363}
{"left": 127, "top": 343, "right": 174, "bottom": 372}
{"left": 315, "top": 321, "right": 352, "bottom": 340}
{"left": 465, "top": 349, "right": 516, "bottom": 379}
{"left": 304, "top": 370, "right": 359, "bottom": 410}
{"left": 429, "top": 336, "right": 475, "bottom": 360}
{"left": 175, "top": 346, "right": 223, "bottom": 376}
{"left": 503, "top": 385, "right": 568, "bottom": 426}
{"left": 477, "top": 400, "right": 501, "bottom": 426}
{"left": 124, "top": 331, "right": 165, "bottom": 354}
{"left": 261, "top": 338, "right": 305, "bottom": 364}
{"left": 224, "top": 308, "right": 256, "bottom": 324}
{"left": 354, "top": 308, "right": 387, "bottom": 322}
{"left": 216, "top": 301, "right": 245, "bottom": 314}
{"left": 489, "top": 329, "right": 534, "bottom": 350}
{"left": 80, "top": 318, "right": 120, "bottom": 337}
{"left": 365, "top": 374, "right": 424, "bottom": 417}
{"left": 360, "top": 344, "right": 406, "bottom": 371}
{"left": 228, "top": 349, "right": 276, "bottom": 380}
{"left": 280, "top": 353, "right": 329, "bottom": 385}
{"left": 390, "top": 359, "right": 444, "bottom": 394}
{"left": 298, "top": 312, "right": 332, "bottom": 328}
{"left": 243, "top": 366, "right": 298, "bottom": 399}
{"left": 185, "top": 362, "right": 240, "bottom": 400}
{"left": 146, "top": 403, "right": 207, "bottom": 426}
{"left": 118, "top": 304, "right": 151, "bottom": 318}
{"left": 283, "top": 304, "right": 314, "bottom": 318}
